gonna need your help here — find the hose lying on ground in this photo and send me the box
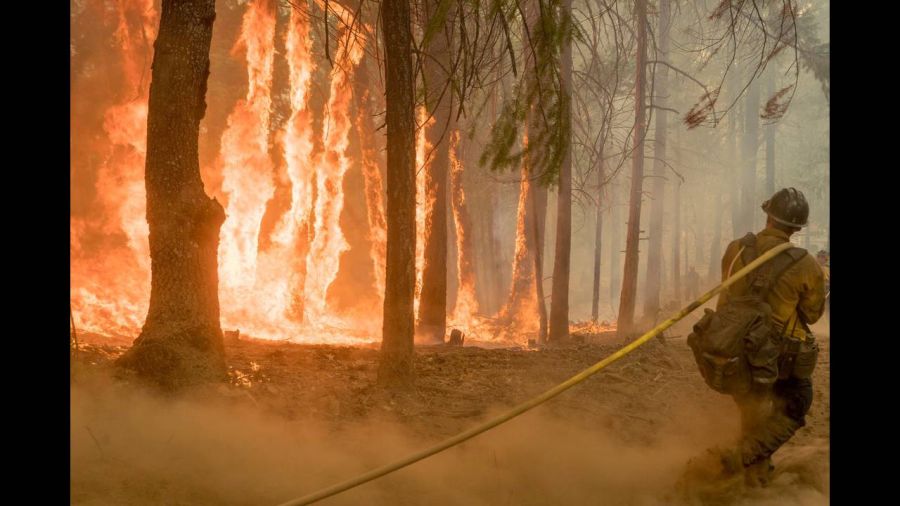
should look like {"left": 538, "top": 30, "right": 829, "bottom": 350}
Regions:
{"left": 275, "top": 241, "right": 796, "bottom": 506}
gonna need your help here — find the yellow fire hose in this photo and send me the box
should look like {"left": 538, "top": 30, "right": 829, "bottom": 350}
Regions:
{"left": 275, "top": 241, "right": 795, "bottom": 506}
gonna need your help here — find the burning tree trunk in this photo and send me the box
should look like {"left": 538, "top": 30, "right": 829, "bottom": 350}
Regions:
{"left": 449, "top": 132, "right": 479, "bottom": 321}
{"left": 378, "top": 0, "right": 416, "bottom": 387}
{"left": 117, "top": 0, "right": 226, "bottom": 388}
{"left": 505, "top": 169, "right": 537, "bottom": 321}
{"left": 642, "top": 0, "right": 670, "bottom": 322}
{"left": 548, "top": 0, "right": 573, "bottom": 343}
{"left": 617, "top": 0, "right": 648, "bottom": 337}
{"left": 501, "top": 0, "right": 550, "bottom": 342}
{"left": 591, "top": 156, "right": 604, "bottom": 322}
{"left": 355, "top": 62, "right": 387, "bottom": 299}
{"left": 417, "top": 0, "right": 456, "bottom": 344}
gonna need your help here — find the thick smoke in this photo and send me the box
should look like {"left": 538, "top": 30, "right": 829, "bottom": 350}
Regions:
{"left": 71, "top": 371, "right": 827, "bottom": 505}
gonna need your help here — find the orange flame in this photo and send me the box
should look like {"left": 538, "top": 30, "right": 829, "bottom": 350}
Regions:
{"left": 251, "top": 2, "right": 316, "bottom": 328}
{"left": 75, "top": 1, "right": 517, "bottom": 346}
{"left": 414, "top": 106, "right": 436, "bottom": 315}
{"left": 303, "top": 19, "right": 365, "bottom": 322}
{"left": 357, "top": 91, "right": 387, "bottom": 299}
{"left": 448, "top": 130, "right": 479, "bottom": 323}
{"left": 496, "top": 162, "right": 540, "bottom": 342}
{"left": 217, "top": 0, "right": 277, "bottom": 299}
{"left": 70, "top": 0, "right": 157, "bottom": 337}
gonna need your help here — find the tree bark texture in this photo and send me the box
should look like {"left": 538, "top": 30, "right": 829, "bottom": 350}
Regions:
{"left": 118, "top": 0, "right": 227, "bottom": 389}
{"left": 417, "top": 0, "right": 456, "bottom": 344}
{"left": 548, "top": 0, "right": 573, "bottom": 342}
{"left": 617, "top": 0, "right": 647, "bottom": 337}
{"left": 378, "top": 0, "right": 417, "bottom": 387}
{"left": 642, "top": 0, "right": 670, "bottom": 322}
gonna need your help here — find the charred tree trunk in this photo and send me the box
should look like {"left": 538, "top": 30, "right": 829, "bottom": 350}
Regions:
{"left": 591, "top": 156, "right": 604, "bottom": 322}
{"left": 118, "top": 0, "right": 226, "bottom": 389}
{"left": 617, "top": 0, "right": 647, "bottom": 337}
{"left": 378, "top": 0, "right": 416, "bottom": 387}
{"left": 642, "top": 0, "right": 669, "bottom": 322}
{"left": 417, "top": 0, "right": 455, "bottom": 344}
{"left": 548, "top": 0, "right": 573, "bottom": 343}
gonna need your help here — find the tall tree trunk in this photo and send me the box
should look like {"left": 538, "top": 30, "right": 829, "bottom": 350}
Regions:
{"left": 548, "top": 0, "right": 573, "bottom": 343}
{"left": 591, "top": 155, "right": 604, "bottom": 322}
{"left": 480, "top": 182, "right": 501, "bottom": 315}
{"left": 506, "top": 169, "right": 536, "bottom": 316}
{"left": 741, "top": 75, "right": 760, "bottom": 233}
{"left": 378, "top": 0, "right": 416, "bottom": 387}
{"left": 765, "top": 71, "right": 776, "bottom": 196}
{"left": 503, "top": 0, "right": 549, "bottom": 342}
{"left": 355, "top": 62, "right": 388, "bottom": 299}
{"left": 417, "top": 0, "right": 455, "bottom": 344}
{"left": 117, "top": 0, "right": 226, "bottom": 389}
{"left": 693, "top": 202, "right": 704, "bottom": 272}
{"left": 708, "top": 189, "right": 723, "bottom": 282}
{"left": 642, "top": 0, "right": 670, "bottom": 322}
{"left": 533, "top": 182, "right": 549, "bottom": 342}
{"left": 449, "top": 131, "right": 478, "bottom": 320}
{"left": 617, "top": 0, "right": 647, "bottom": 337}
{"left": 609, "top": 183, "right": 621, "bottom": 308}
{"left": 728, "top": 76, "right": 741, "bottom": 239}
{"left": 672, "top": 180, "right": 681, "bottom": 304}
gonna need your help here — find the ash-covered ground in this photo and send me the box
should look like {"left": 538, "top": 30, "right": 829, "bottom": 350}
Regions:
{"left": 71, "top": 311, "right": 829, "bottom": 505}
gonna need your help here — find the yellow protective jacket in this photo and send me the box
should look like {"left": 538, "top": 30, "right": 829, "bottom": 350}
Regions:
{"left": 717, "top": 228, "right": 826, "bottom": 340}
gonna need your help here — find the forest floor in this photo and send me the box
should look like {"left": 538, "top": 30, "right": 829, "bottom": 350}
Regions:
{"left": 70, "top": 307, "right": 829, "bottom": 505}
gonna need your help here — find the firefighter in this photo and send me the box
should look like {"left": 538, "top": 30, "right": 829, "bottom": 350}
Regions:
{"left": 715, "top": 188, "right": 827, "bottom": 487}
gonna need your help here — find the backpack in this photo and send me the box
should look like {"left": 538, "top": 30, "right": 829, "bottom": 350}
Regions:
{"left": 687, "top": 233, "right": 807, "bottom": 395}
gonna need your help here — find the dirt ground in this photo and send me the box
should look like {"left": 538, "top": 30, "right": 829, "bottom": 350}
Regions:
{"left": 70, "top": 308, "right": 829, "bottom": 505}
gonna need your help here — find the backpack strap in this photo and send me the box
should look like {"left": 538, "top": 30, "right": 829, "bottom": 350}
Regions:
{"left": 755, "top": 246, "right": 807, "bottom": 299}
{"left": 739, "top": 233, "right": 757, "bottom": 266}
